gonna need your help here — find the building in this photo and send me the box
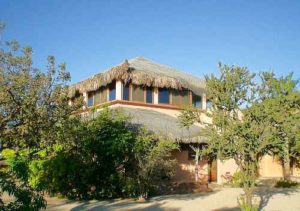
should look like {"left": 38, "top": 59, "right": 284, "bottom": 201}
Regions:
{"left": 69, "top": 57, "right": 300, "bottom": 184}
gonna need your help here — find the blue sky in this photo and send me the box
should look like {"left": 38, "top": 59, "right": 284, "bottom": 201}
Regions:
{"left": 1, "top": 0, "right": 300, "bottom": 83}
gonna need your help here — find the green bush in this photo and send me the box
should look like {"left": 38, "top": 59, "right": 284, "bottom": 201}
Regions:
{"left": 26, "top": 108, "right": 177, "bottom": 200}
{"left": 1, "top": 151, "right": 46, "bottom": 211}
{"left": 275, "top": 179, "right": 299, "bottom": 188}
{"left": 230, "top": 171, "right": 243, "bottom": 187}
{"left": 238, "top": 195, "right": 259, "bottom": 211}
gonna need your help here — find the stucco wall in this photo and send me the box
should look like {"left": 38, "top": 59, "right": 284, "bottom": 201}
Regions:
{"left": 217, "top": 159, "right": 239, "bottom": 184}
{"left": 217, "top": 155, "right": 300, "bottom": 183}
{"left": 259, "top": 155, "right": 283, "bottom": 177}
{"left": 172, "top": 150, "right": 209, "bottom": 184}
{"left": 292, "top": 165, "right": 300, "bottom": 177}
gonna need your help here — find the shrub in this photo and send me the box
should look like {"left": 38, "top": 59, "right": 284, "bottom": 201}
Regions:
{"left": 0, "top": 151, "right": 46, "bottom": 211}
{"left": 35, "top": 108, "right": 178, "bottom": 199}
{"left": 238, "top": 195, "right": 259, "bottom": 211}
{"left": 275, "top": 179, "right": 299, "bottom": 188}
{"left": 230, "top": 171, "right": 243, "bottom": 187}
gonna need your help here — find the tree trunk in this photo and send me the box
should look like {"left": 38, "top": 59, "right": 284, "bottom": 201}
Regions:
{"left": 283, "top": 155, "right": 291, "bottom": 180}
{"left": 283, "top": 140, "right": 291, "bottom": 180}
{"left": 195, "top": 149, "right": 199, "bottom": 182}
{"left": 244, "top": 187, "right": 253, "bottom": 206}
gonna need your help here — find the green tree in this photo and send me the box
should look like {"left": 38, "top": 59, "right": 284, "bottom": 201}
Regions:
{"left": 179, "top": 63, "right": 273, "bottom": 210}
{"left": 259, "top": 72, "right": 300, "bottom": 180}
{"left": 0, "top": 24, "right": 81, "bottom": 210}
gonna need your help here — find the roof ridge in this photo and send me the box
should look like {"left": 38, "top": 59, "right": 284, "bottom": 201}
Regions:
{"left": 128, "top": 56, "right": 204, "bottom": 81}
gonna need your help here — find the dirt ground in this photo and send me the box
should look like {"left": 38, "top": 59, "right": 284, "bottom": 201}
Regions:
{"left": 46, "top": 187, "right": 300, "bottom": 211}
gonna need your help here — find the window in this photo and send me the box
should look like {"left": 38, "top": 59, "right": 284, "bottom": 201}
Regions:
{"left": 171, "top": 90, "right": 190, "bottom": 106}
{"left": 171, "top": 90, "right": 181, "bottom": 106}
{"left": 123, "top": 83, "right": 130, "bottom": 101}
{"left": 87, "top": 92, "right": 94, "bottom": 107}
{"left": 132, "top": 85, "right": 144, "bottom": 102}
{"left": 192, "top": 93, "right": 202, "bottom": 108}
{"left": 158, "top": 88, "right": 170, "bottom": 104}
{"left": 206, "top": 99, "right": 212, "bottom": 109}
{"left": 94, "top": 87, "right": 107, "bottom": 105}
{"left": 109, "top": 82, "right": 116, "bottom": 101}
{"left": 146, "top": 87, "right": 153, "bottom": 103}
{"left": 182, "top": 91, "right": 190, "bottom": 105}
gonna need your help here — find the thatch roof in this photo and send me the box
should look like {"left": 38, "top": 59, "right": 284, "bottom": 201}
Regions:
{"left": 69, "top": 57, "right": 206, "bottom": 98}
{"left": 82, "top": 107, "right": 206, "bottom": 143}
{"left": 123, "top": 107, "right": 205, "bottom": 143}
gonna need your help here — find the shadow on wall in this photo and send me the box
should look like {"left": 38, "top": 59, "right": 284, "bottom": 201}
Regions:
{"left": 172, "top": 149, "right": 209, "bottom": 184}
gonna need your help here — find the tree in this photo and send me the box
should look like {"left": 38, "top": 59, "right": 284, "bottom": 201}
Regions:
{"left": 259, "top": 72, "right": 300, "bottom": 180}
{"left": 0, "top": 24, "right": 81, "bottom": 210}
{"left": 179, "top": 63, "right": 273, "bottom": 210}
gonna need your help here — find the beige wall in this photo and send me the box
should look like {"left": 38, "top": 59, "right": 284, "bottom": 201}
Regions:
{"left": 216, "top": 155, "right": 300, "bottom": 184}
{"left": 259, "top": 155, "right": 283, "bottom": 177}
{"left": 217, "top": 159, "right": 239, "bottom": 184}
{"left": 292, "top": 165, "right": 300, "bottom": 177}
{"left": 172, "top": 150, "right": 209, "bottom": 184}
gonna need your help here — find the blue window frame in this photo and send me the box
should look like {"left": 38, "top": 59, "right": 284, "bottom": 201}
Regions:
{"left": 109, "top": 82, "right": 116, "bottom": 101}
{"left": 192, "top": 94, "right": 202, "bottom": 108}
{"left": 146, "top": 87, "right": 153, "bottom": 103}
{"left": 87, "top": 92, "right": 94, "bottom": 107}
{"left": 158, "top": 88, "right": 170, "bottom": 104}
{"left": 123, "top": 84, "right": 130, "bottom": 101}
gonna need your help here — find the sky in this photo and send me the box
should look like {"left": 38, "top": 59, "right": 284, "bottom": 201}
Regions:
{"left": 1, "top": 0, "right": 300, "bottom": 83}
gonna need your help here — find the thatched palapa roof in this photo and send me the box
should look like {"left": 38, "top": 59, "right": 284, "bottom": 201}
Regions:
{"left": 83, "top": 107, "right": 206, "bottom": 143}
{"left": 69, "top": 57, "right": 206, "bottom": 98}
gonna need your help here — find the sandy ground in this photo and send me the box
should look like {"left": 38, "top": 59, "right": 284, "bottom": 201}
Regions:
{"left": 46, "top": 187, "right": 300, "bottom": 211}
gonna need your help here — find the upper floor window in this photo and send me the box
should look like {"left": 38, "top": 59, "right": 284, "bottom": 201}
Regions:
{"left": 109, "top": 81, "right": 116, "bottom": 101}
{"left": 192, "top": 93, "right": 202, "bottom": 108}
{"left": 123, "top": 83, "right": 130, "bottom": 101}
{"left": 94, "top": 87, "right": 107, "bottom": 105}
{"left": 132, "top": 85, "right": 144, "bottom": 102}
{"left": 146, "top": 87, "right": 153, "bottom": 103}
{"left": 87, "top": 92, "right": 94, "bottom": 107}
{"left": 158, "top": 88, "right": 170, "bottom": 104}
{"left": 172, "top": 90, "right": 190, "bottom": 106}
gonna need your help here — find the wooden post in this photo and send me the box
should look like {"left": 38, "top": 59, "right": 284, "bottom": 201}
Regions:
{"left": 153, "top": 87, "right": 159, "bottom": 104}
{"left": 190, "top": 91, "right": 193, "bottom": 106}
{"left": 83, "top": 92, "right": 88, "bottom": 109}
{"left": 116, "top": 80, "right": 122, "bottom": 100}
{"left": 202, "top": 93, "right": 207, "bottom": 110}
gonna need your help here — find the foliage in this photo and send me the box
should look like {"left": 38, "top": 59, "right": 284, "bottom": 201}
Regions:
{"left": 178, "top": 106, "right": 199, "bottom": 129}
{"left": 0, "top": 24, "right": 81, "bottom": 210}
{"left": 178, "top": 63, "right": 277, "bottom": 207}
{"left": 229, "top": 171, "right": 243, "bottom": 188}
{"left": 202, "top": 63, "right": 272, "bottom": 207}
{"left": 258, "top": 72, "right": 300, "bottom": 180}
{"left": 23, "top": 108, "right": 178, "bottom": 200}
{"left": 134, "top": 129, "right": 178, "bottom": 197}
{"left": 275, "top": 179, "right": 299, "bottom": 188}
{"left": 238, "top": 195, "right": 259, "bottom": 211}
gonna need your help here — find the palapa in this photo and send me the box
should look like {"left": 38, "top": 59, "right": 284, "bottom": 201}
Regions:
{"left": 68, "top": 57, "right": 206, "bottom": 98}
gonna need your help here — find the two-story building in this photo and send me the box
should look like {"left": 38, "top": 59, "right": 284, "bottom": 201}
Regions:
{"left": 68, "top": 57, "right": 300, "bottom": 185}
